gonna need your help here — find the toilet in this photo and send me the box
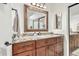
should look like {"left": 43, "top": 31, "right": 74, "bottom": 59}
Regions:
{"left": 71, "top": 48, "right": 79, "bottom": 56}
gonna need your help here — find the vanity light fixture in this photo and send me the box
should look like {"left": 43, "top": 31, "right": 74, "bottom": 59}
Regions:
{"left": 30, "top": 3, "right": 46, "bottom": 9}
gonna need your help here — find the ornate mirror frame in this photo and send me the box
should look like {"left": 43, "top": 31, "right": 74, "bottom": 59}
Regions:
{"left": 24, "top": 4, "right": 48, "bottom": 32}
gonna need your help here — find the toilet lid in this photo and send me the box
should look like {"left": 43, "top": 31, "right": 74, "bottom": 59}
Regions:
{"left": 72, "top": 48, "right": 79, "bottom": 56}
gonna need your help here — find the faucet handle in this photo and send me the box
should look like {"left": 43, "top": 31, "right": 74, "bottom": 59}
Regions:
{"left": 12, "top": 34, "right": 17, "bottom": 40}
{"left": 37, "top": 32, "right": 41, "bottom": 35}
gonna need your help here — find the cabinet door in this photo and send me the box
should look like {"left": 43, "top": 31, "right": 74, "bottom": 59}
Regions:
{"left": 54, "top": 42, "right": 63, "bottom": 56}
{"left": 74, "top": 35, "right": 79, "bottom": 49}
{"left": 12, "top": 40, "right": 35, "bottom": 55}
{"left": 70, "top": 36, "right": 75, "bottom": 52}
{"left": 36, "top": 47, "right": 46, "bottom": 56}
{"left": 77, "top": 35, "right": 79, "bottom": 47}
{"left": 46, "top": 45, "right": 55, "bottom": 56}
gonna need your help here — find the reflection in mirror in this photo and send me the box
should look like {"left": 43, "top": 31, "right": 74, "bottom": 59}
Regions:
{"left": 24, "top": 5, "right": 48, "bottom": 32}
{"left": 70, "top": 4, "right": 79, "bottom": 33}
{"left": 55, "top": 13, "right": 62, "bottom": 29}
{"left": 69, "top": 3, "right": 79, "bottom": 56}
{"left": 39, "top": 16, "right": 46, "bottom": 29}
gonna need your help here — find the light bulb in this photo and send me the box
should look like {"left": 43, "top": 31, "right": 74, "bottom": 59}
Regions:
{"left": 43, "top": 6, "right": 46, "bottom": 9}
{"left": 31, "top": 3, "right": 36, "bottom": 5}
{"left": 40, "top": 4, "right": 43, "bottom": 8}
{"left": 36, "top": 3, "right": 40, "bottom": 6}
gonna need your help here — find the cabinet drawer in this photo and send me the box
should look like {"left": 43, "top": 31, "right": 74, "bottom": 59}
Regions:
{"left": 12, "top": 41, "right": 35, "bottom": 54}
{"left": 14, "top": 50, "right": 35, "bottom": 56}
{"left": 36, "top": 39, "right": 46, "bottom": 48}
{"left": 46, "top": 38, "right": 57, "bottom": 45}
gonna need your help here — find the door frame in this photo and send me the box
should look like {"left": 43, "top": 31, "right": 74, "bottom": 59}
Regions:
{"left": 68, "top": 3, "right": 79, "bottom": 56}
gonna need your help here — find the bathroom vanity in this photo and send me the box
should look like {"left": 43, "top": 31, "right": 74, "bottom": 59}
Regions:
{"left": 12, "top": 4, "right": 64, "bottom": 56}
{"left": 12, "top": 35, "right": 64, "bottom": 56}
{"left": 69, "top": 33, "right": 79, "bottom": 54}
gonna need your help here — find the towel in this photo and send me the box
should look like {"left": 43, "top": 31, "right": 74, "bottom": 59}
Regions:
{"left": 12, "top": 9, "right": 20, "bottom": 37}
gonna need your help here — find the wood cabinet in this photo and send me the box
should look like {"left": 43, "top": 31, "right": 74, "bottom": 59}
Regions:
{"left": 77, "top": 35, "right": 79, "bottom": 47}
{"left": 12, "top": 40, "right": 35, "bottom": 56}
{"left": 35, "top": 37, "right": 57, "bottom": 56}
{"left": 54, "top": 42, "right": 63, "bottom": 56}
{"left": 36, "top": 47, "right": 46, "bottom": 56}
{"left": 46, "top": 38, "right": 56, "bottom": 56}
{"left": 46, "top": 45, "right": 55, "bottom": 56}
{"left": 55, "top": 37, "right": 63, "bottom": 56}
{"left": 69, "top": 35, "right": 75, "bottom": 53}
{"left": 14, "top": 50, "right": 35, "bottom": 56}
{"left": 36, "top": 39, "right": 46, "bottom": 48}
{"left": 38, "top": 37, "right": 63, "bottom": 56}
{"left": 69, "top": 34, "right": 79, "bottom": 54}
{"left": 12, "top": 36, "right": 64, "bottom": 56}
{"left": 35, "top": 39, "right": 46, "bottom": 56}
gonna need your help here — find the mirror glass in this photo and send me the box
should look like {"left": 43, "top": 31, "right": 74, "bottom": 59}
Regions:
{"left": 70, "top": 4, "right": 79, "bottom": 33}
{"left": 24, "top": 5, "right": 48, "bottom": 32}
{"left": 69, "top": 4, "right": 79, "bottom": 56}
{"left": 55, "top": 13, "right": 62, "bottom": 29}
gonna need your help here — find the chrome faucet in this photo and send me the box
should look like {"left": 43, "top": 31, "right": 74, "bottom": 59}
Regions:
{"left": 33, "top": 32, "right": 41, "bottom": 36}
{"left": 12, "top": 34, "right": 17, "bottom": 41}
{"left": 37, "top": 32, "right": 41, "bottom": 35}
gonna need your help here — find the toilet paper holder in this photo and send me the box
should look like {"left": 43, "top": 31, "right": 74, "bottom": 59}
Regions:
{"left": 4, "top": 41, "right": 12, "bottom": 46}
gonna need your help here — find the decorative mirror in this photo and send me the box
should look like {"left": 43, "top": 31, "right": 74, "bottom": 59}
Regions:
{"left": 24, "top": 5, "right": 48, "bottom": 32}
{"left": 55, "top": 13, "right": 62, "bottom": 29}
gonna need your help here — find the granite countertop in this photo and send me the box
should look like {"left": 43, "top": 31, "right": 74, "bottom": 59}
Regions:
{"left": 13, "top": 34, "right": 63, "bottom": 44}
